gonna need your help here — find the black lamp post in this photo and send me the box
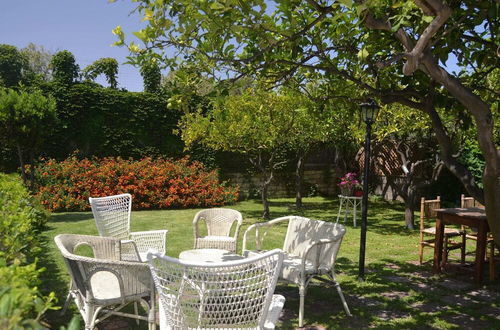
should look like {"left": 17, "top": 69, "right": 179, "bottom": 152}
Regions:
{"left": 358, "top": 99, "right": 379, "bottom": 281}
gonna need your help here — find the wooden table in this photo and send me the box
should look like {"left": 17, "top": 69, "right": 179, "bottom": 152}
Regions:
{"left": 434, "top": 208, "right": 490, "bottom": 284}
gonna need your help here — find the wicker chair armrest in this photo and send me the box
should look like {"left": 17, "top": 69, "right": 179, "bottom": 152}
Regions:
{"left": 232, "top": 217, "right": 243, "bottom": 240}
{"left": 130, "top": 230, "right": 168, "bottom": 255}
{"left": 242, "top": 217, "right": 291, "bottom": 252}
{"left": 192, "top": 213, "right": 204, "bottom": 240}
{"left": 120, "top": 239, "right": 142, "bottom": 262}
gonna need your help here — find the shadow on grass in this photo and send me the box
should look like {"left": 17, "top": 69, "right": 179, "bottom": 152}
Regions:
{"left": 276, "top": 257, "right": 500, "bottom": 329}
{"left": 37, "top": 234, "right": 75, "bottom": 327}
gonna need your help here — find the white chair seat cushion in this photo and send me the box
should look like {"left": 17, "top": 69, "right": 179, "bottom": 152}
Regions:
{"left": 90, "top": 271, "right": 121, "bottom": 300}
{"left": 281, "top": 255, "right": 330, "bottom": 283}
{"left": 245, "top": 251, "right": 329, "bottom": 284}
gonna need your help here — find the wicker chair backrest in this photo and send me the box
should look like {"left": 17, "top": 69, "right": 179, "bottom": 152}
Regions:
{"left": 195, "top": 208, "right": 243, "bottom": 236}
{"left": 148, "top": 249, "right": 283, "bottom": 329}
{"left": 283, "top": 217, "right": 346, "bottom": 270}
{"left": 89, "top": 193, "right": 132, "bottom": 240}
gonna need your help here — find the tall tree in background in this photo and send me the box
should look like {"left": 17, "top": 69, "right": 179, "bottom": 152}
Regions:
{"left": 0, "top": 44, "right": 27, "bottom": 88}
{"left": 113, "top": 0, "right": 500, "bottom": 245}
{"left": 50, "top": 50, "right": 79, "bottom": 85}
{"left": 20, "top": 43, "right": 53, "bottom": 83}
{"left": 0, "top": 88, "right": 56, "bottom": 187}
{"left": 180, "top": 89, "right": 316, "bottom": 218}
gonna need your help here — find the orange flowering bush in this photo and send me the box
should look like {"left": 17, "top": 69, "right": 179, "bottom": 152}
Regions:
{"left": 33, "top": 156, "right": 239, "bottom": 211}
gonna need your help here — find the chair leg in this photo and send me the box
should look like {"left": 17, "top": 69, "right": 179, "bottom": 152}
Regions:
{"left": 84, "top": 304, "right": 96, "bottom": 330}
{"left": 418, "top": 242, "right": 424, "bottom": 265}
{"left": 461, "top": 234, "right": 466, "bottom": 264}
{"left": 134, "top": 302, "right": 140, "bottom": 325}
{"left": 441, "top": 239, "right": 449, "bottom": 268}
{"left": 298, "top": 284, "right": 306, "bottom": 328}
{"left": 333, "top": 279, "right": 351, "bottom": 317}
{"left": 489, "top": 241, "right": 495, "bottom": 282}
{"left": 60, "top": 292, "right": 72, "bottom": 315}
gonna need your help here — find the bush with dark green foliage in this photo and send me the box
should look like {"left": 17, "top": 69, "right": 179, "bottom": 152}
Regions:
{"left": 41, "top": 82, "right": 184, "bottom": 160}
{"left": 0, "top": 173, "right": 56, "bottom": 328}
{"left": 140, "top": 60, "right": 162, "bottom": 93}
{"left": 82, "top": 57, "right": 119, "bottom": 89}
{"left": 50, "top": 50, "right": 79, "bottom": 85}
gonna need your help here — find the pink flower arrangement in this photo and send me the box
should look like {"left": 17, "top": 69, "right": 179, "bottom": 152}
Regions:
{"left": 338, "top": 172, "right": 361, "bottom": 194}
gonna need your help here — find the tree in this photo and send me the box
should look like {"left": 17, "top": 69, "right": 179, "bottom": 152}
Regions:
{"left": 20, "top": 43, "right": 53, "bottom": 83}
{"left": 114, "top": 0, "right": 500, "bottom": 245}
{"left": 0, "top": 44, "right": 27, "bottom": 88}
{"left": 0, "top": 88, "right": 57, "bottom": 187}
{"left": 50, "top": 50, "right": 79, "bottom": 85}
{"left": 180, "top": 89, "right": 313, "bottom": 218}
{"left": 140, "top": 59, "right": 162, "bottom": 93}
{"left": 83, "top": 58, "right": 119, "bottom": 89}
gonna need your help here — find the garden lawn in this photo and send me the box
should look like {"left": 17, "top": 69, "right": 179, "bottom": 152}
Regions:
{"left": 42, "top": 196, "right": 500, "bottom": 329}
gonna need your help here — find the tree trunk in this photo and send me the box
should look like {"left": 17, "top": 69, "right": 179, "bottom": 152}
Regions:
{"left": 295, "top": 152, "right": 306, "bottom": 209}
{"left": 404, "top": 190, "right": 415, "bottom": 230}
{"left": 16, "top": 143, "right": 27, "bottom": 186}
{"left": 28, "top": 149, "right": 36, "bottom": 191}
{"left": 261, "top": 171, "right": 273, "bottom": 219}
{"left": 420, "top": 55, "right": 500, "bottom": 247}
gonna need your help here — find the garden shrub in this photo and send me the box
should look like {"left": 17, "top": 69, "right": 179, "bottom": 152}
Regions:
{"left": 34, "top": 156, "right": 239, "bottom": 211}
{"left": 0, "top": 173, "right": 56, "bottom": 328}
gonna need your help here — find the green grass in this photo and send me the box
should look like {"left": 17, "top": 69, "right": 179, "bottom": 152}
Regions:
{"left": 41, "top": 196, "right": 500, "bottom": 329}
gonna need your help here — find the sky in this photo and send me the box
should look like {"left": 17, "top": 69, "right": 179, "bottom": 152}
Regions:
{"left": 1, "top": 1, "right": 462, "bottom": 92}
{"left": 0, "top": 0, "right": 147, "bottom": 91}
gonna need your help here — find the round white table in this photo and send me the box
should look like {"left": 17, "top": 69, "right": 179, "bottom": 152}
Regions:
{"left": 179, "top": 248, "right": 243, "bottom": 263}
{"left": 336, "top": 194, "right": 362, "bottom": 227}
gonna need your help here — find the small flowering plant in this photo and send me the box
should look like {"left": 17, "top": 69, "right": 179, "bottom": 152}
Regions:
{"left": 338, "top": 172, "right": 360, "bottom": 195}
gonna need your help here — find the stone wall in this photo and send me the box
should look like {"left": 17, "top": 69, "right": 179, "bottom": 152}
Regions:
{"left": 221, "top": 164, "right": 344, "bottom": 199}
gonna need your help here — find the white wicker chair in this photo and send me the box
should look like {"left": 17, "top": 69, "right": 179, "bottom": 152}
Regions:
{"left": 192, "top": 208, "right": 243, "bottom": 253}
{"left": 54, "top": 234, "right": 156, "bottom": 330}
{"left": 89, "top": 193, "right": 167, "bottom": 261}
{"left": 243, "top": 216, "right": 351, "bottom": 327}
{"left": 147, "top": 249, "right": 285, "bottom": 330}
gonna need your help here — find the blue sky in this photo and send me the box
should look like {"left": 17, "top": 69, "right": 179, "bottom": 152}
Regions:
{"left": 1, "top": 1, "right": 461, "bottom": 92}
{"left": 0, "top": 0, "right": 146, "bottom": 91}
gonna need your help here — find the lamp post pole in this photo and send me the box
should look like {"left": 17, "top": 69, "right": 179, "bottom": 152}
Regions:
{"left": 358, "top": 99, "right": 378, "bottom": 281}
{"left": 358, "top": 121, "right": 372, "bottom": 281}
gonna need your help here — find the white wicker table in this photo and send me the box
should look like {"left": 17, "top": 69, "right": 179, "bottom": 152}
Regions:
{"left": 336, "top": 195, "right": 362, "bottom": 227}
{"left": 179, "top": 248, "right": 244, "bottom": 263}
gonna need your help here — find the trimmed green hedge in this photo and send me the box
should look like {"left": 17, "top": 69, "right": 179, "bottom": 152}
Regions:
{"left": 41, "top": 82, "right": 184, "bottom": 160}
{"left": 0, "top": 173, "right": 56, "bottom": 328}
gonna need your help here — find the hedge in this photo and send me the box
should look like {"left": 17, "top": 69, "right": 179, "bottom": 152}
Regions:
{"left": 33, "top": 156, "right": 239, "bottom": 212}
{"left": 0, "top": 173, "right": 56, "bottom": 328}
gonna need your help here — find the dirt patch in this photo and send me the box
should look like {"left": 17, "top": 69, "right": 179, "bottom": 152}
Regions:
{"left": 379, "top": 291, "right": 410, "bottom": 300}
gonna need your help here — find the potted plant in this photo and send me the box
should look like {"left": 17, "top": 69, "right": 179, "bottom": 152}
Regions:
{"left": 353, "top": 183, "right": 363, "bottom": 197}
{"left": 338, "top": 172, "right": 360, "bottom": 196}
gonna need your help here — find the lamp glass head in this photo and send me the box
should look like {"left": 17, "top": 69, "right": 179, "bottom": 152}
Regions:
{"left": 360, "top": 99, "right": 379, "bottom": 124}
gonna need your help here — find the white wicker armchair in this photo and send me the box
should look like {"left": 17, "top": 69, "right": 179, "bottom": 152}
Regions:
{"left": 243, "top": 216, "right": 351, "bottom": 327}
{"left": 192, "top": 208, "right": 243, "bottom": 253}
{"left": 54, "top": 234, "right": 156, "bottom": 330}
{"left": 147, "top": 249, "right": 285, "bottom": 330}
{"left": 89, "top": 193, "right": 167, "bottom": 261}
